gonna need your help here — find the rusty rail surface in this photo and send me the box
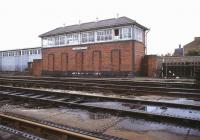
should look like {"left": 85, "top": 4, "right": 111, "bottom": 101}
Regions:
{"left": 0, "top": 113, "right": 124, "bottom": 140}
{"left": 0, "top": 85, "right": 199, "bottom": 129}
{"left": 0, "top": 77, "right": 199, "bottom": 98}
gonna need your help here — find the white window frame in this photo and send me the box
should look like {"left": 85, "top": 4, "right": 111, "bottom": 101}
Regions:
{"left": 122, "top": 27, "right": 132, "bottom": 39}
{"left": 81, "top": 31, "right": 95, "bottom": 44}
{"left": 96, "top": 29, "right": 112, "bottom": 42}
{"left": 66, "top": 33, "right": 79, "bottom": 45}
{"left": 59, "top": 35, "right": 66, "bottom": 45}
{"left": 134, "top": 26, "right": 143, "bottom": 42}
{"left": 42, "top": 26, "right": 141, "bottom": 48}
{"left": 42, "top": 38, "right": 48, "bottom": 47}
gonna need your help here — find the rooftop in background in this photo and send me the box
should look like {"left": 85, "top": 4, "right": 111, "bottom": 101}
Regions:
{"left": 184, "top": 37, "right": 200, "bottom": 47}
{"left": 173, "top": 45, "right": 183, "bottom": 56}
{"left": 39, "top": 16, "right": 148, "bottom": 38}
{"left": 184, "top": 37, "right": 200, "bottom": 56}
{"left": 0, "top": 47, "right": 41, "bottom": 53}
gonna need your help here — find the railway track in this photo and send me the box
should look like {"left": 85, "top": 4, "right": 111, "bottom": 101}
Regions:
{"left": 0, "top": 85, "right": 199, "bottom": 129}
{"left": 0, "top": 124, "right": 45, "bottom": 140}
{"left": 0, "top": 77, "right": 199, "bottom": 98}
{"left": 0, "top": 113, "right": 124, "bottom": 140}
{"left": 0, "top": 76, "right": 196, "bottom": 89}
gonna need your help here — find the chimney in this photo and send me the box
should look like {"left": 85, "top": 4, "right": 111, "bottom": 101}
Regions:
{"left": 179, "top": 44, "right": 181, "bottom": 48}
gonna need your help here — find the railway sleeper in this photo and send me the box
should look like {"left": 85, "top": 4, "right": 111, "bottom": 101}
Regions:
{"left": 1, "top": 93, "right": 200, "bottom": 130}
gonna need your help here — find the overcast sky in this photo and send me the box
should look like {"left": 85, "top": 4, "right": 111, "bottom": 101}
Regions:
{"left": 0, "top": 0, "right": 199, "bottom": 55}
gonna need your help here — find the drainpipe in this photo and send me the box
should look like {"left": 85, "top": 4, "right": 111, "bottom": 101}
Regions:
{"left": 145, "top": 29, "right": 150, "bottom": 55}
{"left": 132, "top": 26, "right": 135, "bottom": 77}
{"left": 132, "top": 41, "right": 135, "bottom": 77}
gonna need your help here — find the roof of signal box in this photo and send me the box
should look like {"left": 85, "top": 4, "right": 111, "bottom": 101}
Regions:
{"left": 39, "top": 16, "right": 148, "bottom": 38}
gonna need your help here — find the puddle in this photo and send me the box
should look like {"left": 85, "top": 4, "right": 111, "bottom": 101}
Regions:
{"left": 115, "top": 118, "right": 200, "bottom": 136}
{"left": 57, "top": 106, "right": 112, "bottom": 120}
{"left": 159, "top": 98, "right": 200, "bottom": 106}
{"left": 4, "top": 104, "right": 200, "bottom": 140}
{"left": 82, "top": 101, "right": 200, "bottom": 120}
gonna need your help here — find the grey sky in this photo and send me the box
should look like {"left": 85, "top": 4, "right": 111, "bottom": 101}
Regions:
{"left": 0, "top": 0, "right": 199, "bottom": 55}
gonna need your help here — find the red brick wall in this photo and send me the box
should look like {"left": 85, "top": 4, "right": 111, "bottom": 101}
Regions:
{"left": 143, "top": 55, "right": 158, "bottom": 77}
{"left": 32, "top": 59, "right": 43, "bottom": 77}
{"left": 42, "top": 40, "right": 145, "bottom": 76}
{"left": 134, "top": 41, "right": 145, "bottom": 74}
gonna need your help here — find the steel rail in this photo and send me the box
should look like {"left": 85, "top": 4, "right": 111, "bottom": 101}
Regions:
{"left": 0, "top": 114, "right": 104, "bottom": 140}
{"left": 0, "top": 77, "right": 198, "bottom": 91}
{"left": 0, "top": 76, "right": 195, "bottom": 86}
{"left": 0, "top": 86, "right": 199, "bottom": 129}
{"left": 0, "top": 85, "right": 199, "bottom": 110}
{"left": 0, "top": 78, "right": 200, "bottom": 98}
{"left": 0, "top": 124, "right": 45, "bottom": 140}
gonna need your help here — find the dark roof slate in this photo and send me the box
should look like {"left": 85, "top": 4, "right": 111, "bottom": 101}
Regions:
{"left": 39, "top": 16, "right": 148, "bottom": 37}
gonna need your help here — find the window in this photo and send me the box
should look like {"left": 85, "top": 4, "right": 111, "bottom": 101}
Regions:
{"left": 134, "top": 26, "right": 143, "bottom": 42}
{"left": 17, "top": 51, "right": 21, "bottom": 56}
{"left": 24, "top": 50, "right": 29, "bottom": 55}
{"left": 66, "top": 34, "right": 79, "bottom": 44}
{"left": 97, "top": 29, "right": 112, "bottom": 41}
{"left": 38, "top": 49, "right": 41, "bottom": 54}
{"left": 42, "top": 38, "right": 48, "bottom": 47}
{"left": 122, "top": 27, "right": 132, "bottom": 39}
{"left": 59, "top": 36, "right": 65, "bottom": 45}
{"left": 33, "top": 50, "right": 37, "bottom": 54}
{"left": 105, "top": 30, "right": 112, "bottom": 40}
{"left": 88, "top": 32, "right": 95, "bottom": 42}
{"left": 47, "top": 38, "right": 55, "bottom": 46}
{"left": 9, "top": 51, "right": 15, "bottom": 56}
{"left": 81, "top": 32, "right": 95, "bottom": 43}
{"left": 81, "top": 33, "right": 87, "bottom": 43}
{"left": 42, "top": 27, "right": 136, "bottom": 48}
{"left": 55, "top": 36, "right": 59, "bottom": 45}
{"left": 46, "top": 36, "right": 65, "bottom": 46}
{"left": 14, "top": 51, "right": 18, "bottom": 56}
{"left": 114, "top": 29, "right": 119, "bottom": 36}
{"left": 5, "top": 52, "right": 7, "bottom": 57}
{"left": 97, "top": 31, "right": 103, "bottom": 41}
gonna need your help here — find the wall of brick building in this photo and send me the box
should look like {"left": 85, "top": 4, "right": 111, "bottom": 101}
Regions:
{"left": 32, "top": 59, "right": 43, "bottom": 77}
{"left": 143, "top": 55, "right": 158, "bottom": 77}
{"left": 42, "top": 40, "right": 145, "bottom": 77}
{"left": 134, "top": 41, "right": 145, "bottom": 74}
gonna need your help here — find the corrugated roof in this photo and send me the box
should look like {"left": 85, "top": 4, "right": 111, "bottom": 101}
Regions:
{"left": 39, "top": 16, "right": 148, "bottom": 37}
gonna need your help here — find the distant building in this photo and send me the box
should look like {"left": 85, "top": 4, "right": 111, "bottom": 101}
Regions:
{"left": 0, "top": 47, "right": 41, "bottom": 72}
{"left": 184, "top": 37, "right": 200, "bottom": 56}
{"left": 143, "top": 55, "right": 200, "bottom": 78}
{"left": 173, "top": 45, "right": 183, "bottom": 56}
